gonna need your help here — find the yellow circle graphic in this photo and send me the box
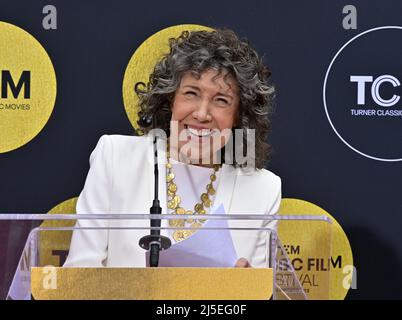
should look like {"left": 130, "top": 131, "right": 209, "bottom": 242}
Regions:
{"left": 39, "top": 197, "right": 77, "bottom": 266}
{"left": 278, "top": 198, "right": 354, "bottom": 300}
{"left": 0, "top": 21, "right": 57, "bottom": 153}
{"left": 122, "top": 24, "right": 212, "bottom": 131}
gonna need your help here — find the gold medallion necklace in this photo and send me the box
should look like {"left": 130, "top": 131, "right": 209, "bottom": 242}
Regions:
{"left": 166, "top": 145, "right": 220, "bottom": 242}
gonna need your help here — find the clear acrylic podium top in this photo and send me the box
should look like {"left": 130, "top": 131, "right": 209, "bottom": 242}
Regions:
{"left": 0, "top": 213, "right": 333, "bottom": 300}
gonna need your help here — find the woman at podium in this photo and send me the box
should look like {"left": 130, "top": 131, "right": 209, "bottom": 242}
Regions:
{"left": 64, "top": 28, "right": 281, "bottom": 269}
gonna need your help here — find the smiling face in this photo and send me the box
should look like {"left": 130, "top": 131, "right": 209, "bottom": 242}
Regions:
{"left": 169, "top": 69, "right": 240, "bottom": 166}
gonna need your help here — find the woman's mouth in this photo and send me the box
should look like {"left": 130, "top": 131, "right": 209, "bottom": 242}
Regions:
{"left": 184, "top": 125, "right": 218, "bottom": 142}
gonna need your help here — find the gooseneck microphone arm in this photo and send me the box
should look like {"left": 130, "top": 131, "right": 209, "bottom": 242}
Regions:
{"left": 138, "top": 113, "right": 171, "bottom": 267}
{"left": 149, "top": 130, "right": 162, "bottom": 267}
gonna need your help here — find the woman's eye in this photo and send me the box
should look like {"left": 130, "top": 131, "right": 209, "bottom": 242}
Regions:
{"left": 185, "top": 91, "right": 196, "bottom": 96}
{"left": 216, "top": 98, "right": 229, "bottom": 105}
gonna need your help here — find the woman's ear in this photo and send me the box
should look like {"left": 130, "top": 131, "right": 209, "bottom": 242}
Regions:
{"left": 233, "top": 98, "right": 241, "bottom": 128}
{"left": 233, "top": 112, "right": 240, "bottom": 128}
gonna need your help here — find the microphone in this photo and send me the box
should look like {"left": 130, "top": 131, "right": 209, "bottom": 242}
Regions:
{"left": 138, "top": 112, "right": 171, "bottom": 267}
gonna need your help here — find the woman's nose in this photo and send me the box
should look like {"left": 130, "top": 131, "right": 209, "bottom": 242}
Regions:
{"left": 193, "top": 100, "right": 211, "bottom": 122}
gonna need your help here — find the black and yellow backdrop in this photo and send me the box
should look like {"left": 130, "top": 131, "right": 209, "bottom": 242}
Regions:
{"left": 0, "top": 0, "right": 401, "bottom": 299}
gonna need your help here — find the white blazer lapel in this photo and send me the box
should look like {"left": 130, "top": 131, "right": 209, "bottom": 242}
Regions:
{"left": 213, "top": 164, "right": 237, "bottom": 214}
{"left": 213, "top": 164, "right": 245, "bottom": 263}
{"left": 157, "top": 138, "right": 169, "bottom": 237}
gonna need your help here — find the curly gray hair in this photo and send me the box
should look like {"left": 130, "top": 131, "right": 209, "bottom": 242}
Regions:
{"left": 135, "top": 28, "right": 275, "bottom": 169}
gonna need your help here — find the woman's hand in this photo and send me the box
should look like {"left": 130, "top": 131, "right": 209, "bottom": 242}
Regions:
{"left": 234, "top": 257, "right": 251, "bottom": 268}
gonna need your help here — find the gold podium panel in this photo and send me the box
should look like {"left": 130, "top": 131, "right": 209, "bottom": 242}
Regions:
{"left": 31, "top": 267, "right": 273, "bottom": 300}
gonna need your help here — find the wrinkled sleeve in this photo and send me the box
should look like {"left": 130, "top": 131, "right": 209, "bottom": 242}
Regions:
{"left": 248, "top": 174, "right": 282, "bottom": 268}
{"left": 63, "top": 135, "right": 112, "bottom": 267}
{"left": 265, "top": 175, "right": 281, "bottom": 232}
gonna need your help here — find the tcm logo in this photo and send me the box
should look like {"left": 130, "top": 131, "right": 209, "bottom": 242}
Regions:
{"left": 1, "top": 70, "right": 31, "bottom": 99}
{"left": 350, "top": 75, "right": 400, "bottom": 107}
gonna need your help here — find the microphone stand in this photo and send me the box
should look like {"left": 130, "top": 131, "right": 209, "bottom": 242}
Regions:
{"left": 139, "top": 115, "right": 171, "bottom": 267}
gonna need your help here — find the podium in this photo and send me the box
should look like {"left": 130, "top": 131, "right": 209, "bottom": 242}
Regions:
{"left": 0, "top": 213, "right": 333, "bottom": 300}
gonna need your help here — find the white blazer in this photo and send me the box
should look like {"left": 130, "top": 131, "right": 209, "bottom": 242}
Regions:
{"left": 63, "top": 134, "right": 281, "bottom": 268}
